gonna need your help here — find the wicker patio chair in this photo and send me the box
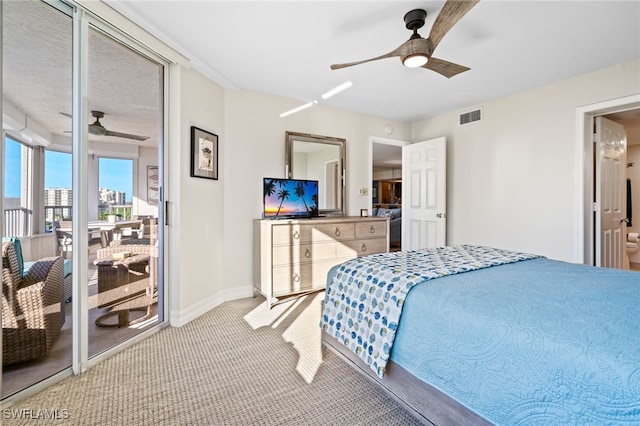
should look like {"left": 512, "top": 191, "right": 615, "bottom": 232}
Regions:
{"left": 2, "top": 241, "right": 64, "bottom": 366}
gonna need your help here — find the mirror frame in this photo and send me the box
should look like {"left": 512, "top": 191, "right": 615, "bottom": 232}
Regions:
{"left": 285, "top": 131, "right": 346, "bottom": 216}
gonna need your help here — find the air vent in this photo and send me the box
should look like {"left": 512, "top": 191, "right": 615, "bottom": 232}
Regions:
{"left": 459, "top": 108, "right": 482, "bottom": 126}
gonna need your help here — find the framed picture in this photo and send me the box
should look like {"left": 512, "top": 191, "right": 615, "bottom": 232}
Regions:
{"left": 360, "top": 208, "right": 369, "bottom": 217}
{"left": 147, "top": 166, "right": 159, "bottom": 205}
{"left": 190, "top": 126, "right": 218, "bottom": 180}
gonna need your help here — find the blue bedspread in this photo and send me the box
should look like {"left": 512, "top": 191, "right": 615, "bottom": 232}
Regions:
{"left": 391, "top": 257, "right": 640, "bottom": 425}
{"left": 320, "top": 245, "right": 540, "bottom": 377}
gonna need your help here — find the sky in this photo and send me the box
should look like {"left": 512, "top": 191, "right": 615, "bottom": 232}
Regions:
{"left": 4, "top": 137, "right": 133, "bottom": 202}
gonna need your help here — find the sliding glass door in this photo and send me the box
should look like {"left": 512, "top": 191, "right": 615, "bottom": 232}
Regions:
{"left": 86, "top": 25, "right": 164, "bottom": 357}
{"left": 2, "top": 0, "right": 166, "bottom": 401}
{"left": 2, "top": 0, "right": 73, "bottom": 399}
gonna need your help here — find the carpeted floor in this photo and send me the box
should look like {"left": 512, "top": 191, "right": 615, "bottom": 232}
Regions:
{"left": 2, "top": 294, "right": 422, "bottom": 425}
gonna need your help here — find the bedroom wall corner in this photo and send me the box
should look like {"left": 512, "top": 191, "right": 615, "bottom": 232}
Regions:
{"left": 410, "top": 59, "right": 640, "bottom": 262}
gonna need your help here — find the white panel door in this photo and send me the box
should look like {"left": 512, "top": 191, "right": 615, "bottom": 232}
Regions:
{"left": 595, "top": 116, "right": 627, "bottom": 268}
{"left": 402, "top": 137, "right": 446, "bottom": 250}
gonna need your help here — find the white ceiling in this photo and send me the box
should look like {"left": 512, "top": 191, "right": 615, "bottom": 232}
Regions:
{"left": 3, "top": 1, "right": 639, "bottom": 155}
{"left": 105, "top": 0, "right": 640, "bottom": 123}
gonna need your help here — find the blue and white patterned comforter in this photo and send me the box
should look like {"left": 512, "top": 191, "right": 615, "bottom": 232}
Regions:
{"left": 391, "top": 257, "right": 640, "bottom": 425}
{"left": 321, "top": 245, "right": 640, "bottom": 425}
{"left": 320, "top": 245, "right": 540, "bottom": 377}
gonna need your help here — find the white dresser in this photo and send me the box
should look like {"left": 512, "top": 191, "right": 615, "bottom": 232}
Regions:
{"left": 254, "top": 216, "right": 389, "bottom": 307}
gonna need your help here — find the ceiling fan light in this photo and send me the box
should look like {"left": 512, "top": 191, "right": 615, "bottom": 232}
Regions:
{"left": 403, "top": 54, "right": 428, "bottom": 68}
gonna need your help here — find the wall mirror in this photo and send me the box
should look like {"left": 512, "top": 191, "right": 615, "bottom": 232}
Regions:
{"left": 285, "top": 131, "right": 346, "bottom": 216}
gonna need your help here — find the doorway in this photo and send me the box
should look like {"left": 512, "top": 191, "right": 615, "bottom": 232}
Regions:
{"left": 599, "top": 110, "right": 640, "bottom": 271}
{"left": 369, "top": 136, "right": 409, "bottom": 251}
{"left": 578, "top": 95, "right": 640, "bottom": 269}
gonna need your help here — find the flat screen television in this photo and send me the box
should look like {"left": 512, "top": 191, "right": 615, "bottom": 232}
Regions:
{"left": 263, "top": 177, "right": 319, "bottom": 219}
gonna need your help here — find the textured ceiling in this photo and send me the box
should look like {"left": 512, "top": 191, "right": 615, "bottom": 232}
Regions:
{"left": 3, "top": 0, "right": 161, "bottom": 149}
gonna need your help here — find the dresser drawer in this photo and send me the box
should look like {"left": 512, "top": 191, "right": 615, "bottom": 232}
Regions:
{"left": 272, "top": 260, "right": 335, "bottom": 295}
{"left": 272, "top": 242, "right": 336, "bottom": 266}
{"left": 314, "top": 222, "right": 355, "bottom": 241}
{"left": 338, "top": 238, "right": 388, "bottom": 257}
{"left": 256, "top": 217, "right": 389, "bottom": 308}
{"left": 271, "top": 223, "right": 313, "bottom": 245}
{"left": 355, "top": 221, "right": 388, "bottom": 239}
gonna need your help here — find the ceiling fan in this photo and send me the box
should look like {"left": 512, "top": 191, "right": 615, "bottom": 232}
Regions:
{"left": 61, "top": 110, "right": 149, "bottom": 141}
{"left": 330, "top": 0, "right": 479, "bottom": 78}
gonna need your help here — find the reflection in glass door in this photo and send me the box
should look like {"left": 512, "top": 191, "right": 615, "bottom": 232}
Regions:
{"left": 2, "top": 0, "right": 73, "bottom": 399}
{"left": 86, "top": 26, "right": 163, "bottom": 357}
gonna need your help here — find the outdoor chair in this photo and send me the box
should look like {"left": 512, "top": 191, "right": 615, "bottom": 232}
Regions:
{"left": 2, "top": 240, "right": 64, "bottom": 366}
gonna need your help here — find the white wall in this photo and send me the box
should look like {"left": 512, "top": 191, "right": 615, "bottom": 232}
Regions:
{"left": 222, "top": 89, "right": 411, "bottom": 297}
{"left": 411, "top": 60, "right": 640, "bottom": 262}
{"left": 169, "top": 65, "right": 226, "bottom": 325}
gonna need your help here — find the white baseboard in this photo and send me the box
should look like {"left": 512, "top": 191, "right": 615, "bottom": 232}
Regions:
{"left": 169, "top": 285, "right": 255, "bottom": 327}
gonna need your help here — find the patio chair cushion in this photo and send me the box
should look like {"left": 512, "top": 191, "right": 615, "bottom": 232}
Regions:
{"left": 2, "top": 237, "right": 24, "bottom": 278}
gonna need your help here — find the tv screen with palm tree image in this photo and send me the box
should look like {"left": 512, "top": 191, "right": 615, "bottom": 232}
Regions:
{"left": 263, "top": 177, "right": 319, "bottom": 218}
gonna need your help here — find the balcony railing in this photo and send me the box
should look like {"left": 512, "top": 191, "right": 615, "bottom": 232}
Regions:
{"left": 4, "top": 207, "right": 32, "bottom": 238}
{"left": 4, "top": 205, "right": 134, "bottom": 237}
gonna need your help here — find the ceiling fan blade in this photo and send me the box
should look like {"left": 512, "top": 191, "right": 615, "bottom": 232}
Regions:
{"left": 104, "top": 130, "right": 149, "bottom": 141}
{"left": 61, "top": 111, "right": 147, "bottom": 140}
{"left": 428, "top": 0, "right": 479, "bottom": 53}
{"left": 422, "top": 57, "right": 470, "bottom": 78}
{"left": 330, "top": 44, "right": 405, "bottom": 70}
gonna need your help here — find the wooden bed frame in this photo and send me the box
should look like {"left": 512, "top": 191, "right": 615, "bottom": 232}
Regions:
{"left": 322, "top": 332, "right": 492, "bottom": 426}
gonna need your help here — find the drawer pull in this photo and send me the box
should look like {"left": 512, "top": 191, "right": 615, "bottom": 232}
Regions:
{"left": 361, "top": 243, "right": 367, "bottom": 252}
{"left": 293, "top": 273, "right": 300, "bottom": 283}
{"left": 293, "top": 230, "right": 300, "bottom": 240}
{"left": 370, "top": 225, "right": 375, "bottom": 233}
{"left": 304, "top": 248, "right": 311, "bottom": 258}
{"left": 334, "top": 227, "right": 341, "bottom": 237}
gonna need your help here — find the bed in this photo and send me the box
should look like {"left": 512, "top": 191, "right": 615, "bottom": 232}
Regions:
{"left": 320, "top": 245, "right": 640, "bottom": 425}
